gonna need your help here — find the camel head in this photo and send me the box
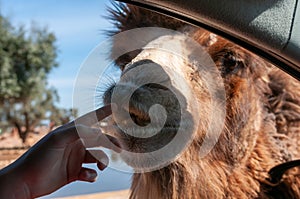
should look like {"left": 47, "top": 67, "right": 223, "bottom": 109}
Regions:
{"left": 100, "top": 3, "right": 300, "bottom": 198}
{"left": 102, "top": 21, "right": 274, "bottom": 172}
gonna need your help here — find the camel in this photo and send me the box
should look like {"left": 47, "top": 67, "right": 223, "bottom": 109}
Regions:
{"left": 103, "top": 3, "right": 300, "bottom": 198}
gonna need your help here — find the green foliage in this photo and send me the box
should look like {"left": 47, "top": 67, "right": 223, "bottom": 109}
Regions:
{"left": 0, "top": 16, "right": 57, "bottom": 101}
{"left": 0, "top": 15, "right": 76, "bottom": 143}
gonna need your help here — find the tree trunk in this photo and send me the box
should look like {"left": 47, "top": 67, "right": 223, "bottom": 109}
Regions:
{"left": 14, "top": 121, "right": 27, "bottom": 143}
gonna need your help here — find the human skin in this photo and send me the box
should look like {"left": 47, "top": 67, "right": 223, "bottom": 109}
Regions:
{"left": 0, "top": 105, "right": 120, "bottom": 199}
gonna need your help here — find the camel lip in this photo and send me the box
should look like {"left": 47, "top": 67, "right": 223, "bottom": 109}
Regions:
{"left": 116, "top": 124, "right": 178, "bottom": 137}
{"left": 110, "top": 103, "right": 179, "bottom": 138}
{"left": 106, "top": 102, "right": 181, "bottom": 152}
{"left": 114, "top": 123, "right": 179, "bottom": 151}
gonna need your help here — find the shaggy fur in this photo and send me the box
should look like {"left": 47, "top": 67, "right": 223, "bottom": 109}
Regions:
{"left": 105, "top": 3, "right": 300, "bottom": 199}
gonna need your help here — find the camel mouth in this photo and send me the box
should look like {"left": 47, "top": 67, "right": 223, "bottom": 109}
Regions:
{"left": 106, "top": 83, "right": 181, "bottom": 153}
{"left": 101, "top": 57, "right": 199, "bottom": 170}
{"left": 127, "top": 83, "right": 169, "bottom": 127}
{"left": 108, "top": 89, "right": 193, "bottom": 170}
{"left": 103, "top": 59, "right": 191, "bottom": 156}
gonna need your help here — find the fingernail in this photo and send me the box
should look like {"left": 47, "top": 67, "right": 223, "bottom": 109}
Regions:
{"left": 100, "top": 156, "right": 109, "bottom": 167}
{"left": 98, "top": 158, "right": 108, "bottom": 171}
{"left": 86, "top": 171, "right": 97, "bottom": 181}
{"left": 98, "top": 162, "right": 107, "bottom": 171}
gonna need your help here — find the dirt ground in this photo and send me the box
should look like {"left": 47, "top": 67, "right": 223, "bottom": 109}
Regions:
{"left": 55, "top": 190, "right": 129, "bottom": 199}
{"left": 0, "top": 148, "right": 27, "bottom": 169}
{"left": 0, "top": 126, "right": 51, "bottom": 167}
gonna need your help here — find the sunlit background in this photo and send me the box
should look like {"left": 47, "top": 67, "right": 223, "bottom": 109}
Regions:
{"left": 0, "top": 0, "right": 131, "bottom": 198}
{"left": 1, "top": 0, "right": 114, "bottom": 111}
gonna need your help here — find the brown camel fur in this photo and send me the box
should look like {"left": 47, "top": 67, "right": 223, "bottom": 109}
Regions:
{"left": 104, "top": 3, "right": 300, "bottom": 199}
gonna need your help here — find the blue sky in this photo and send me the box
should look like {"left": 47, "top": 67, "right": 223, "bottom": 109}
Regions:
{"left": 1, "top": 0, "right": 116, "bottom": 113}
